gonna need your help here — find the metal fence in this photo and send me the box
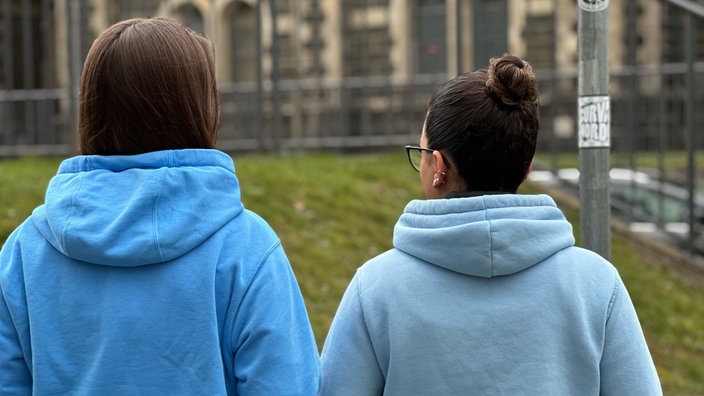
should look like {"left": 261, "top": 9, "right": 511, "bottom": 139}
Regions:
{"left": 0, "top": 0, "right": 460, "bottom": 156}
{"left": 1, "top": 0, "right": 704, "bottom": 255}
{"left": 529, "top": 0, "right": 704, "bottom": 258}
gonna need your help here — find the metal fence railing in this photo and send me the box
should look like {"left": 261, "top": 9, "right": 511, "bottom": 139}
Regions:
{"left": 0, "top": 0, "right": 703, "bottom": 256}
{"left": 531, "top": 0, "right": 704, "bottom": 257}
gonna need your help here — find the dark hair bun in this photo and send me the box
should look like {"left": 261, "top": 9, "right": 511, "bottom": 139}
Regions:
{"left": 485, "top": 54, "right": 538, "bottom": 107}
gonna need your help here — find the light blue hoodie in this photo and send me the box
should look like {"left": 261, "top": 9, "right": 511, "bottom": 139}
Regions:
{"left": 320, "top": 194, "right": 661, "bottom": 395}
{"left": 0, "top": 149, "right": 320, "bottom": 395}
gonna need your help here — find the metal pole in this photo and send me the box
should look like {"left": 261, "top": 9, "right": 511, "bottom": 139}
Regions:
{"left": 577, "top": 0, "right": 611, "bottom": 259}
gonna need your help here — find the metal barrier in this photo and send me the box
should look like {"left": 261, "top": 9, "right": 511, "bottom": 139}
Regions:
{"left": 0, "top": 0, "right": 702, "bottom": 254}
{"left": 532, "top": 0, "right": 704, "bottom": 256}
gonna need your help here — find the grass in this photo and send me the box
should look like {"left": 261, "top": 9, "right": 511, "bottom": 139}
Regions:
{"left": 0, "top": 157, "right": 59, "bottom": 236}
{"left": 1, "top": 151, "right": 703, "bottom": 394}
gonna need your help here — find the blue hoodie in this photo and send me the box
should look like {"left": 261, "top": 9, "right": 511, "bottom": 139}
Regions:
{"left": 320, "top": 194, "right": 661, "bottom": 395}
{"left": 0, "top": 149, "right": 320, "bottom": 395}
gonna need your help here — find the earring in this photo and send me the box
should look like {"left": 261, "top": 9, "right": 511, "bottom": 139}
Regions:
{"left": 433, "top": 171, "right": 447, "bottom": 187}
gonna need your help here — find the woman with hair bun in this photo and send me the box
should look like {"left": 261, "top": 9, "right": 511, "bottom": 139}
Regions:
{"left": 320, "top": 54, "right": 661, "bottom": 395}
{"left": 0, "top": 18, "right": 320, "bottom": 394}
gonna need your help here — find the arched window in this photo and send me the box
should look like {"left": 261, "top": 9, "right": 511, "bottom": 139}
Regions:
{"left": 412, "top": 0, "right": 447, "bottom": 74}
{"left": 223, "top": 1, "right": 257, "bottom": 82}
{"left": 173, "top": 3, "right": 204, "bottom": 35}
{"left": 342, "top": 0, "right": 393, "bottom": 77}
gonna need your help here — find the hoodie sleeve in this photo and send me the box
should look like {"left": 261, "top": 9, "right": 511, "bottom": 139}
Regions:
{"left": 599, "top": 275, "right": 662, "bottom": 396}
{"left": 0, "top": 232, "right": 33, "bottom": 395}
{"left": 230, "top": 242, "right": 321, "bottom": 395}
{"left": 319, "top": 272, "right": 385, "bottom": 396}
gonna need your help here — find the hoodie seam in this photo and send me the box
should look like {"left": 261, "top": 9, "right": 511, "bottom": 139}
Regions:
{"left": 227, "top": 239, "right": 281, "bottom": 350}
{"left": 60, "top": 172, "right": 86, "bottom": 258}
{"left": 410, "top": 195, "right": 555, "bottom": 216}
{"left": 481, "top": 196, "right": 496, "bottom": 277}
{"left": 151, "top": 170, "right": 167, "bottom": 263}
{"left": 604, "top": 272, "right": 621, "bottom": 325}
{"left": 354, "top": 270, "right": 386, "bottom": 380}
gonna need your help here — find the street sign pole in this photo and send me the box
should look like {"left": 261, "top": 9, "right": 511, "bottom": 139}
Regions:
{"left": 577, "top": 0, "right": 611, "bottom": 259}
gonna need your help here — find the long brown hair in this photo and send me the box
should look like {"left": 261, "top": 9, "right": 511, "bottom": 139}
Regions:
{"left": 78, "top": 17, "right": 220, "bottom": 155}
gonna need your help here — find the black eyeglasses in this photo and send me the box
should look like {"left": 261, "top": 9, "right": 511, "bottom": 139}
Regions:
{"left": 404, "top": 145, "right": 450, "bottom": 172}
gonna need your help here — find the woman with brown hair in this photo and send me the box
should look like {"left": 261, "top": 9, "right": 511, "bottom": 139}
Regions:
{"left": 0, "top": 18, "right": 320, "bottom": 394}
{"left": 320, "top": 54, "right": 661, "bottom": 395}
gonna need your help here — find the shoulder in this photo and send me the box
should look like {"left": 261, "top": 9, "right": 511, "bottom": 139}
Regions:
{"left": 1, "top": 216, "right": 41, "bottom": 265}
{"left": 554, "top": 246, "right": 618, "bottom": 278}
{"left": 352, "top": 248, "right": 431, "bottom": 301}
{"left": 222, "top": 208, "right": 281, "bottom": 250}
{"left": 357, "top": 249, "right": 415, "bottom": 279}
{"left": 212, "top": 208, "right": 287, "bottom": 288}
{"left": 543, "top": 245, "right": 621, "bottom": 301}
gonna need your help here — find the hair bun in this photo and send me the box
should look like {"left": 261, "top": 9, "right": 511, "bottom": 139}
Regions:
{"left": 485, "top": 54, "right": 538, "bottom": 107}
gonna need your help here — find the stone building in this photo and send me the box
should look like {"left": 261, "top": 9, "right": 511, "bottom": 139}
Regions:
{"left": 0, "top": 0, "right": 701, "bottom": 153}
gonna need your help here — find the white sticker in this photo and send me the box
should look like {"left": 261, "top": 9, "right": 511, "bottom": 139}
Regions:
{"left": 578, "top": 96, "right": 610, "bottom": 148}
{"left": 579, "top": 0, "right": 608, "bottom": 12}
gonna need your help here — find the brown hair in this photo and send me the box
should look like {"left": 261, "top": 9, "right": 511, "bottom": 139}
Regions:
{"left": 424, "top": 54, "right": 539, "bottom": 193}
{"left": 78, "top": 17, "right": 220, "bottom": 155}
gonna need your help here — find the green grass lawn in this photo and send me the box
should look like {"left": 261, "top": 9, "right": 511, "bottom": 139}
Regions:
{"left": 1, "top": 151, "right": 702, "bottom": 394}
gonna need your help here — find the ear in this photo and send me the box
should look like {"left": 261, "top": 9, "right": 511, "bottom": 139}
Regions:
{"left": 432, "top": 150, "right": 448, "bottom": 173}
{"left": 432, "top": 151, "right": 449, "bottom": 188}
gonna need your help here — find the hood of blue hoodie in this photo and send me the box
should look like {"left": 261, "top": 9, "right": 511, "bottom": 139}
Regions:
{"left": 31, "top": 149, "right": 244, "bottom": 267}
{"left": 392, "top": 194, "right": 575, "bottom": 278}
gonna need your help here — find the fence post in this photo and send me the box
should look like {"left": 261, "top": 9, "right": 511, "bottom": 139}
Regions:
{"left": 684, "top": 11, "right": 696, "bottom": 254}
{"left": 577, "top": 0, "right": 611, "bottom": 259}
{"left": 269, "top": 0, "right": 282, "bottom": 151}
{"left": 68, "top": 0, "right": 81, "bottom": 147}
{"left": 255, "top": 0, "right": 265, "bottom": 150}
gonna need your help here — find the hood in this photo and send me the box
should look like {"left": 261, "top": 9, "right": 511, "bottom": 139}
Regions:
{"left": 393, "top": 194, "right": 575, "bottom": 278}
{"left": 32, "top": 149, "right": 243, "bottom": 267}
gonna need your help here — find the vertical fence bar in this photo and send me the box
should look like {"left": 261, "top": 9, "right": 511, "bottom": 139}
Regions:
{"left": 626, "top": 2, "right": 636, "bottom": 160}
{"left": 39, "top": 0, "right": 52, "bottom": 144}
{"left": 269, "top": 0, "right": 282, "bottom": 150}
{"left": 21, "top": 0, "right": 36, "bottom": 144}
{"left": 549, "top": 0, "right": 558, "bottom": 172}
{"left": 230, "top": 3, "right": 239, "bottom": 86}
{"left": 626, "top": 0, "right": 637, "bottom": 219}
{"left": 2, "top": 0, "right": 12, "bottom": 90}
{"left": 455, "top": 0, "right": 462, "bottom": 75}
{"left": 577, "top": 0, "right": 611, "bottom": 259}
{"left": 68, "top": 0, "right": 81, "bottom": 144}
{"left": 657, "top": 7, "right": 667, "bottom": 230}
{"left": 684, "top": 11, "right": 696, "bottom": 253}
{"left": 255, "top": 0, "right": 264, "bottom": 150}
{"left": 360, "top": 0, "right": 370, "bottom": 138}
{"left": 339, "top": 3, "right": 350, "bottom": 139}
{"left": 2, "top": 0, "right": 14, "bottom": 145}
